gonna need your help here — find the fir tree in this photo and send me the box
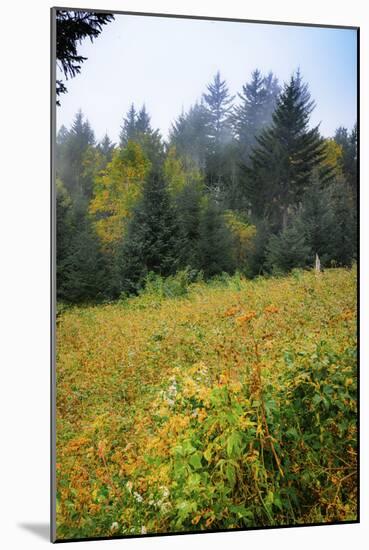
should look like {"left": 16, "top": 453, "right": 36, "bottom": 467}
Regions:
{"left": 169, "top": 102, "right": 209, "bottom": 171}
{"left": 98, "top": 133, "right": 115, "bottom": 161}
{"left": 119, "top": 103, "right": 137, "bottom": 147}
{"left": 298, "top": 175, "right": 335, "bottom": 265}
{"left": 266, "top": 220, "right": 311, "bottom": 273}
{"left": 245, "top": 71, "right": 330, "bottom": 230}
{"left": 136, "top": 105, "right": 152, "bottom": 134}
{"left": 175, "top": 181, "right": 204, "bottom": 269}
{"left": 334, "top": 124, "right": 357, "bottom": 204}
{"left": 329, "top": 177, "right": 357, "bottom": 266}
{"left": 119, "top": 169, "right": 182, "bottom": 293}
{"left": 197, "top": 199, "right": 235, "bottom": 277}
{"left": 231, "top": 69, "right": 280, "bottom": 162}
{"left": 57, "top": 198, "right": 107, "bottom": 302}
{"left": 56, "top": 110, "right": 96, "bottom": 198}
{"left": 202, "top": 72, "right": 235, "bottom": 191}
{"left": 244, "top": 219, "right": 271, "bottom": 277}
{"left": 56, "top": 10, "right": 114, "bottom": 103}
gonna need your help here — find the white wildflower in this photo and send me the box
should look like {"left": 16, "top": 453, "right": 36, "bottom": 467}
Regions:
{"left": 126, "top": 481, "right": 133, "bottom": 493}
{"left": 141, "top": 526, "right": 147, "bottom": 535}
{"left": 159, "top": 502, "right": 171, "bottom": 513}
{"left": 111, "top": 522, "right": 119, "bottom": 531}
{"left": 133, "top": 491, "right": 143, "bottom": 503}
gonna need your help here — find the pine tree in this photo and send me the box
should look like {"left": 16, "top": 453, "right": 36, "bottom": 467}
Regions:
{"left": 334, "top": 124, "right": 357, "bottom": 204}
{"left": 56, "top": 179, "right": 73, "bottom": 298}
{"left": 245, "top": 219, "right": 272, "bottom": 277}
{"left": 120, "top": 103, "right": 164, "bottom": 169}
{"left": 119, "top": 169, "right": 182, "bottom": 294}
{"left": 56, "top": 110, "right": 96, "bottom": 198}
{"left": 136, "top": 105, "right": 152, "bottom": 134}
{"left": 197, "top": 199, "right": 235, "bottom": 277}
{"left": 56, "top": 10, "right": 114, "bottom": 103}
{"left": 202, "top": 72, "right": 235, "bottom": 191}
{"left": 231, "top": 69, "right": 280, "bottom": 161}
{"left": 169, "top": 102, "right": 209, "bottom": 171}
{"left": 175, "top": 181, "right": 204, "bottom": 269}
{"left": 329, "top": 177, "right": 357, "bottom": 266}
{"left": 245, "top": 71, "right": 330, "bottom": 231}
{"left": 262, "top": 72, "right": 282, "bottom": 123}
{"left": 57, "top": 197, "right": 108, "bottom": 302}
{"left": 266, "top": 220, "right": 311, "bottom": 273}
{"left": 97, "top": 133, "right": 115, "bottom": 162}
{"left": 298, "top": 175, "right": 335, "bottom": 265}
{"left": 56, "top": 124, "right": 69, "bottom": 145}
{"left": 119, "top": 103, "right": 137, "bottom": 147}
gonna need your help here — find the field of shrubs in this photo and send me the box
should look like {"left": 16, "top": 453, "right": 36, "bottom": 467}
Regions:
{"left": 55, "top": 267, "right": 357, "bottom": 540}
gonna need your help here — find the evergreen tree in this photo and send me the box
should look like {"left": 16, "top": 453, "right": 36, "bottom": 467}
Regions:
{"left": 245, "top": 71, "right": 330, "bottom": 230}
{"left": 57, "top": 197, "right": 108, "bottom": 302}
{"left": 298, "top": 175, "right": 335, "bottom": 265}
{"left": 262, "top": 71, "right": 282, "bottom": 123}
{"left": 119, "top": 103, "right": 137, "bottom": 147}
{"left": 266, "top": 220, "right": 311, "bottom": 273}
{"left": 334, "top": 124, "right": 357, "bottom": 204}
{"left": 231, "top": 69, "right": 280, "bottom": 161}
{"left": 197, "top": 199, "right": 235, "bottom": 277}
{"left": 79, "top": 145, "right": 105, "bottom": 200}
{"left": 119, "top": 169, "right": 182, "bottom": 293}
{"left": 202, "top": 72, "right": 235, "bottom": 191}
{"left": 175, "top": 181, "right": 204, "bottom": 269}
{"left": 329, "top": 177, "right": 357, "bottom": 266}
{"left": 98, "top": 133, "right": 115, "bottom": 161}
{"left": 119, "top": 104, "right": 164, "bottom": 169}
{"left": 56, "top": 179, "right": 73, "bottom": 297}
{"left": 245, "top": 219, "right": 272, "bottom": 277}
{"left": 56, "top": 110, "right": 96, "bottom": 198}
{"left": 169, "top": 102, "right": 209, "bottom": 171}
{"left": 136, "top": 105, "right": 152, "bottom": 134}
{"left": 56, "top": 124, "right": 69, "bottom": 145}
{"left": 56, "top": 10, "right": 114, "bottom": 103}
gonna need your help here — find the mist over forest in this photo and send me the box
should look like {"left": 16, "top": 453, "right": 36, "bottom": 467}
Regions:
{"left": 56, "top": 68, "right": 357, "bottom": 304}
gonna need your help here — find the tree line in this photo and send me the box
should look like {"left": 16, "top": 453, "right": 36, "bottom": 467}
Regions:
{"left": 56, "top": 69, "right": 357, "bottom": 303}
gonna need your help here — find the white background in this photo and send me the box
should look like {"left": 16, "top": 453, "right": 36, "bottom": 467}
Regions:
{"left": 0, "top": 0, "right": 366, "bottom": 548}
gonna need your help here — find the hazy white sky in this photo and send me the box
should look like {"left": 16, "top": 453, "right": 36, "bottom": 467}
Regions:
{"left": 56, "top": 13, "right": 357, "bottom": 144}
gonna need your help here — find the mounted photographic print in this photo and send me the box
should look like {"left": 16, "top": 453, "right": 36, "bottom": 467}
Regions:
{"left": 51, "top": 7, "right": 359, "bottom": 543}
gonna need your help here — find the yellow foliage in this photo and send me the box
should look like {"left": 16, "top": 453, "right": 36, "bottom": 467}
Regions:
{"left": 321, "top": 138, "right": 343, "bottom": 177}
{"left": 224, "top": 210, "right": 257, "bottom": 266}
{"left": 56, "top": 267, "right": 356, "bottom": 538}
{"left": 236, "top": 311, "right": 257, "bottom": 324}
{"left": 89, "top": 141, "right": 150, "bottom": 248}
{"left": 163, "top": 147, "right": 204, "bottom": 196}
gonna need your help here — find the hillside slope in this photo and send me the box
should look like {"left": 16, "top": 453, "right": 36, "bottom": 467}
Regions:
{"left": 56, "top": 268, "right": 357, "bottom": 539}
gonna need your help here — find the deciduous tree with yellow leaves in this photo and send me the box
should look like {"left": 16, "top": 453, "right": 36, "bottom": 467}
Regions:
{"left": 89, "top": 141, "right": 151, "bottom": 250}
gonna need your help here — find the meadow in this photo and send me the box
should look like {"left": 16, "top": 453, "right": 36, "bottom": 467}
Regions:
{"left": 56, "top": 267, "right": 357, "bottom": 539}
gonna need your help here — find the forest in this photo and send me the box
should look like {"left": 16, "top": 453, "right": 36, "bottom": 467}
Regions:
{"left": 56, "top": 69, "right": 357, "bottom": 304}
{"left": 55, "top": 65, "right": 358, "bottom": 538}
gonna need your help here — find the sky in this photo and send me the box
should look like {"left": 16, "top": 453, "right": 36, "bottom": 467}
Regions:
{"left": 56, "top": 13, "right": 357, "bottom": 144}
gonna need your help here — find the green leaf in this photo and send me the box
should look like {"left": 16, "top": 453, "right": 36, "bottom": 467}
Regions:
{"left": 226, "top": 431, "right": 243, "bottom": 458}
{"left": 225, "top": 462, "right": 236, "bottom": 486}
{"left": 189, "top": 452, "right": 202, "bottom": 470}
{"left": 203, "top": 446, "right": 212, "bottom": 462}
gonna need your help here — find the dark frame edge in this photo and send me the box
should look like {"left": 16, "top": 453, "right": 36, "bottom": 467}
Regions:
{"left": 51, "top": 5, "right": 359, "bottom": 31}
{"left": 356, "top": 25, "right": 360, "bottom": 525}
{"left": 51, "top": 6, "right": 57, "bottom": 544}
